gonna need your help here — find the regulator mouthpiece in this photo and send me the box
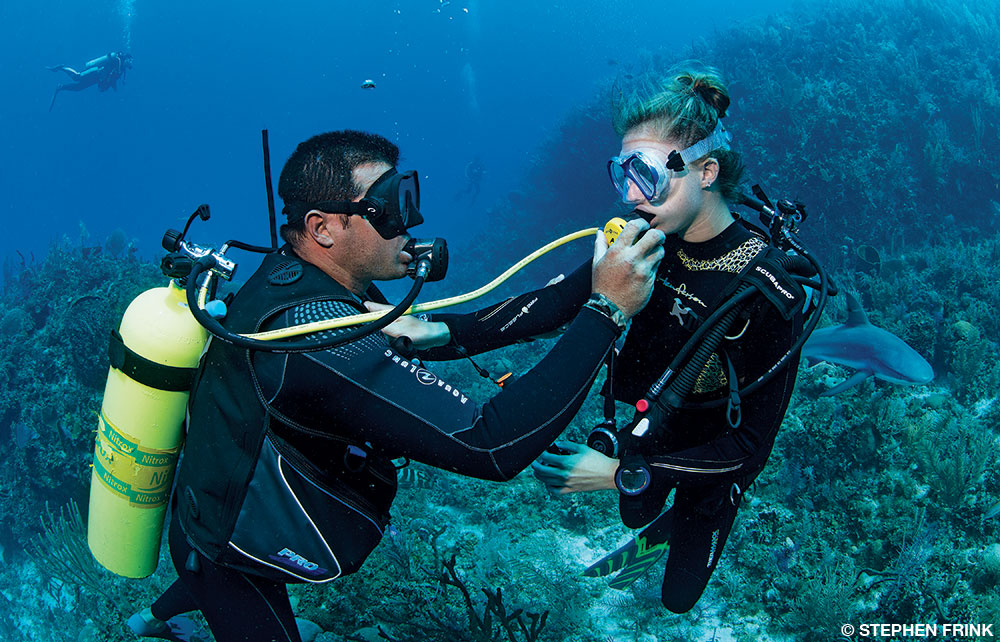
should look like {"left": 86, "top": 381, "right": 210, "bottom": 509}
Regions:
{"left": 405, "top": 237, "right": 448, "bottom": 282}
{"left": 604, "top": 217, "right": 628, "bottom": 245}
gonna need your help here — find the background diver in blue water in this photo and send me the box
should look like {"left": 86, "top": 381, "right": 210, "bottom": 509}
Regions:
{"left": 380, "top": 64, "right": 816, "bottom": 613}
{"left": 453, "top": 155, "right": 486, "bottom": 205}
{"left": 126, "top": 130, "right": 664, "bottom": 642}
{"left": 47, "top": 51, "right": 132, "bottom": 111}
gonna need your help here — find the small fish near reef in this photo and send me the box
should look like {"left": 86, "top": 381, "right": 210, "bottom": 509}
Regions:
{"left": 396, "top": 463, "right": 436, "bottom": 490}
{"left": 13, "top": 421, "right": 36, "bottom": 449}
{"left": 802, "top": 291, "right": 934, "bottom": 396}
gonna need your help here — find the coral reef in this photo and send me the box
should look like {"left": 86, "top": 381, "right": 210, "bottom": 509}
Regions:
{"left": 4, "top": 1, "right": 1000, "bottom": 641}
{"left": 468, "top": 0, "right": 1000, "bottom": 274}
{"left": 0, "top": 236, "right": 161, "bottom": 547}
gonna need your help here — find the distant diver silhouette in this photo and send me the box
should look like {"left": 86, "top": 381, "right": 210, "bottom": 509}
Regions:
{"left": 48, "top": 51, "right": 133, "bottom": 111}
{"left": 454, "top": 156, "right": 485, "bottom": 205}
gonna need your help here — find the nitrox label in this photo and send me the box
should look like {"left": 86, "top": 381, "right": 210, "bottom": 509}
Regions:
{"left": 92, "top": 412, "right": 179, "bottom": 508}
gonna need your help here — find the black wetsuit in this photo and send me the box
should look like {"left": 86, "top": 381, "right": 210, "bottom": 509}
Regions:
{"left": 151, "top": 246, "right": 623, "bottom": 641}
{"left": 436, "top": 221, "right": 804, "bottom": 612}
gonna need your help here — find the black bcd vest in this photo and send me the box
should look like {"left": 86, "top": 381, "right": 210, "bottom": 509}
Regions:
{"left": 175, "top": 247, "right": 397, "bottom": 583}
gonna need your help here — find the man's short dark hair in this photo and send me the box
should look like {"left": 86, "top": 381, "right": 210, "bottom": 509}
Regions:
{"left": 277, "top": 130, "right": 400, "bottom": 244}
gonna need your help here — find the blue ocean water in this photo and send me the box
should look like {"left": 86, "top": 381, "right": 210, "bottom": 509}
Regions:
{"left": 3, "top": 1, "right": 1000, "bottom": 641}
{"left": 1, "top": 0, "right": 788, "bottom": 262}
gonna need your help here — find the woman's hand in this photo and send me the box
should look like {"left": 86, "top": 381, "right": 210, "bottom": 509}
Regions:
{"left": 531, "top": 441, "right": 619, "bottom": 494}
{"left": 364, "top": 302, "right": 452, "bottom": 349}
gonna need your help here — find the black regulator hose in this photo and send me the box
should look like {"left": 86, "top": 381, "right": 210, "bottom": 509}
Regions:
{"left": 648, "top": 244, "right": 834, "bottom": 413}
{"left": 614, "top": 248, "right": 835, "bottom": 498}
{"left": 686, "top": 249, "right": 836, "bottom": 408}
{"left": 622, "top": 240, "right": 837, "bottom": 449}
{"left": 616, "top": 283, "right": 755, "bottom": 483}
{"left": 184, "top": 255, "right": 431, "bottom": 353}
{"left": 651, "top": 283, "right": 752, "bottom": 407}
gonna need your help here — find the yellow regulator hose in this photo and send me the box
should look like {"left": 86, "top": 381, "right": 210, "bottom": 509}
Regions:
{"left": 245, "top": 218, "right": 626, "bottom": 341}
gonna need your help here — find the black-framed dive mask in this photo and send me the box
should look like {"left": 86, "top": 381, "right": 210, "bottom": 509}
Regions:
{"left": 303, "top": 169, "right": 423, "bottom": 240}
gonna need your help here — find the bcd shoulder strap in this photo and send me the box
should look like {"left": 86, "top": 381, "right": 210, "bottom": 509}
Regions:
{"left": 740, "top": 247, "right": 808, "bottom": 321}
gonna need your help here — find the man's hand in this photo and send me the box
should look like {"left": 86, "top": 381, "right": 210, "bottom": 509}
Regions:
{"left": 365, "top": 302, "right": 452, "bottom": 349}
{"left": 531, "top": 441, "right": 619, "bottom": 494}
{"left": 591, "top": 219, "right": 665, "bottom": 319}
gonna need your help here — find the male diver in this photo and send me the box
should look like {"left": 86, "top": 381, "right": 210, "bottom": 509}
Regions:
{"left": 48, "top": 51, "right": 132, "bottom": 111}
{"left": 128, "top": 130, "right": 664, "bottom": 641}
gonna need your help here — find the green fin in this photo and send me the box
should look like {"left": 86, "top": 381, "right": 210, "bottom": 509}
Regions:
{"left": 582, "top": 511, "right": 671, "bottom": 587}
{"left": 583, "top": 539, "right": 639, "bottom": 578}
{"left": 606, "top": 533, "right": 669, "bottom": 589}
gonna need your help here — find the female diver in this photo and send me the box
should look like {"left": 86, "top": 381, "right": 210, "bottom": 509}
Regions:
{"left": 384, "top": 63, "right": 806, "bottom": 612}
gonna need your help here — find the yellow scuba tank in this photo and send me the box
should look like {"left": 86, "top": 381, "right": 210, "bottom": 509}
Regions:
{"left": 88, "top": 280, "right": 208, "bottom": 578}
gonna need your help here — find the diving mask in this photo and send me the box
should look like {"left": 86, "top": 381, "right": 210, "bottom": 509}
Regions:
{"left": 290, "top": 168, "right": 424, "bottom": 240}
{"left": 608, "top": 122, "right": 732, "bottom": 204}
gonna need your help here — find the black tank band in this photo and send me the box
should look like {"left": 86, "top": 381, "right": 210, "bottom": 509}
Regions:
{"left": 108, "top": 329, "right": 199, "bottom": 392}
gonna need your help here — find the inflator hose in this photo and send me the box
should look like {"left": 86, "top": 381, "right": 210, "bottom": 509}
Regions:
{"left": 650, "top": 283, "right": 753, "bottom": 408}
{"left": 680, "top": 251, "right": 834, "bottom": 408}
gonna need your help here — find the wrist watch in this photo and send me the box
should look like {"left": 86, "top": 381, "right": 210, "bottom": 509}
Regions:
{"left": 584, "top": 293, "right": 628, "bottom": 331}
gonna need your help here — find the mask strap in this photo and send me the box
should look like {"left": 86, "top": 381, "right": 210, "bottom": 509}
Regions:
{"left": 676, "top": 121, "right": 732, "bottom": 167}
{"left": 305, "top": 200, "right": 379, "bottom": 218}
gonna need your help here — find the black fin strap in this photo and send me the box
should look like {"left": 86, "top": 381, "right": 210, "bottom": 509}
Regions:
{"left": 107, "top": 329, "right": 198, "bottom": 392}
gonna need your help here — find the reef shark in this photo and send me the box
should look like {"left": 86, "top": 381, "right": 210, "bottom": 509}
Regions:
{"left": 802, "top": 291, "right": 934, "bottom": 396}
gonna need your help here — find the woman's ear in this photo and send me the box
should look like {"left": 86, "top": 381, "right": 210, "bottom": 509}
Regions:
{"left": 700, "top": 157, "right": 720, "bottom": 189}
